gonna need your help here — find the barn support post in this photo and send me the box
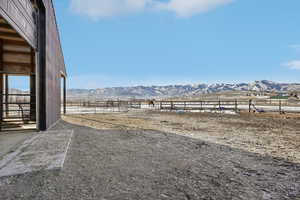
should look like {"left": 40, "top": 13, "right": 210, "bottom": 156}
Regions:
{"left": 0, "top": 39, "right": 3, "bottom": 131}
{"left": 0, "top": 75, "right": 2, "bottom": 132}
{"left": 63, "top": 76, "right": 66, "bottom": 115}
{"left": 36, "top": 2, "right": 47, "bottom": 131}
{"left": 30, "top": 75, "right": 36, "bottom": 121}
{"left": 4, "top": 75, "right": 9, "bottom": 117}
{"left": 29, "top": 47, "right": 36, "bottom": 121}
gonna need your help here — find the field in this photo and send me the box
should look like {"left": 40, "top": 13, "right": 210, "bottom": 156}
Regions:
{"left": 63, "top": 111, "right": 300, "bottom": 164}
{"left": 1, "top": 111, "right": 300, "bottom": 199}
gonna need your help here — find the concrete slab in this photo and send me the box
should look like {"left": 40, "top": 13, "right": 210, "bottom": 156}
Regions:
{"left": 0, "top": 130, "right": 73, "bottom": 178}
{"left": 0, "top": 132, "right": 36, "bottom": 158}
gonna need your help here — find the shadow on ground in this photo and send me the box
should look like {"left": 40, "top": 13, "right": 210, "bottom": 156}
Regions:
{"left": 0, "top": 120, "right": 299, "bottom": 200}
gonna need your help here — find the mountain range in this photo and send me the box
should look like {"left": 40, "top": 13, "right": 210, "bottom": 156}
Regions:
{"left": 67, "top": 80, "right": 300, "bottom": 99}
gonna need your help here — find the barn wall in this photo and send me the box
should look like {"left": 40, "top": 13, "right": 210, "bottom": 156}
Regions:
{"left": 43, "top": 0, "right": 66, "bottom": 129}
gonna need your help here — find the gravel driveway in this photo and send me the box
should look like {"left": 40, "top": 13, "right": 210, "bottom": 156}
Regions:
{"left": 0, "top": 120, "right": 299, "bottom": 200}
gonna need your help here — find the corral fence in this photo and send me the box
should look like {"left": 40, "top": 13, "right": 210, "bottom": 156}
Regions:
{"left": 62, "top": 99, "right": 300, "bottom": 115}
{"left": 0, "top": 93, "right": 36, "bottom": 131}
{"left": 158, "top": 99, "right": 300, "bottom": 114}
{"left": 64, "top": 100, "right": 143, "bottom": 114}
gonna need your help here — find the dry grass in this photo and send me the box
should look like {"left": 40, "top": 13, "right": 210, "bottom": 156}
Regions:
{"left": 63, "top": 111, "right": 300, "bottom": 164}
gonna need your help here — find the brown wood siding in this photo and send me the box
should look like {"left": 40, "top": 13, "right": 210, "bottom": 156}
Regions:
{"left": 42, "top": 0, "right": 66, "bottom": 129}
{"left": 0, "top": 0, "right": 36, "bottom": 48}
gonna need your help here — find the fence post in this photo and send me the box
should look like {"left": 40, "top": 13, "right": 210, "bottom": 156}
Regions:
{"left": 279, "top": 100, "right": 282, "bottom": 114}
{"left": 160, "top": 101, "right": 162, "bottom": 110}
{"left": 235, "top": 99, "right": 238, "bottom": 113}
{"left": 249, "top": 99, "right": 252, "bottom": 113}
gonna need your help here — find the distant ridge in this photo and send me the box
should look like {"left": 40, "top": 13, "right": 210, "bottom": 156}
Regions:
{"left": 67, "top": 80, "right": 300, "bottom": 99}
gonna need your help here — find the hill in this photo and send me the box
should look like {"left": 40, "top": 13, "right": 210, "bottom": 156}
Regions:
{"left": 67, "top": 80, "right": 300, "bottom": 99}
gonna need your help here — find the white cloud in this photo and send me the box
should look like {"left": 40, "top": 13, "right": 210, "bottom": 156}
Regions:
{"left": 70, "top": 0, "right": 151, "bottom": 19}
{"left": 282, "top": 60, "right": 300, "bottom": 70}
{"left": 155, "top": 0, "right": 233, "bottom": 18}
{"left": 70, "top": 0, "right": 233, "bottom": 20}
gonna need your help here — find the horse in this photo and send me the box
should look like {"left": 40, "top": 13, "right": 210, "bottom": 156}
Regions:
{"left": 147, "top": 99, "right": 155, "bottom": 107}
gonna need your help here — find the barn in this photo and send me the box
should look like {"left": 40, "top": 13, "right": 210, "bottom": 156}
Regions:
{"left": 0, "top": 0, "right": 66, "bottom": 131}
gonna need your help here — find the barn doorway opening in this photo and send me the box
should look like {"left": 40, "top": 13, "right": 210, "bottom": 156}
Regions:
{"left": 0, "top": 17, "right": 37, "bottom": 131}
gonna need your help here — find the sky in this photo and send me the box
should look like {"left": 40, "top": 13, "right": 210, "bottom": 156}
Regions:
{"left": 49, "top": 0, "right": 300, "bottom": 89}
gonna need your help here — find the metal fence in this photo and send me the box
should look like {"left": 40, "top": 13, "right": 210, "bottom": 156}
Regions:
{"left": 0, "top": 93, "right": 36, "bottom": 131}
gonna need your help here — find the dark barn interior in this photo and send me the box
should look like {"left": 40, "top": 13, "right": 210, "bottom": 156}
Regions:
{"left": 0, "top": 0, "right": 66, "bottom": 131}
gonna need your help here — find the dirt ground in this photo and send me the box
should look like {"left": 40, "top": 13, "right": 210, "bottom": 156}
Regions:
{"left": 63, "top": 111, "right": 300, "bottom": 164}
{"left": 1, "top": 120, "right": 300, "bottom": 200}
{"left": 1, "top": 112, "right": 300, "bottom": 199}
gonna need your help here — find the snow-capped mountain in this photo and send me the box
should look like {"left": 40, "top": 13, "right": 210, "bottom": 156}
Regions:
{"left": 67, "top": 80, "right": 300, "bottom": 99}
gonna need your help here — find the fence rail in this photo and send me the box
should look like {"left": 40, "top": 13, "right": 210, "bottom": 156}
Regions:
{"left": 62, "top": 99, "right": 300, "bottom": 115}
{"left": 0, "top": 93, "right": 36, "bottom": 131}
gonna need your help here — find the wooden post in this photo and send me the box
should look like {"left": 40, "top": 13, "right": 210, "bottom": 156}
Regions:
{"left": 249, "top": 99, "right": 252, "bottom": 113}
{"left": 235, "top": 99, "right": 238, "bottom": 113}
{"left": 30, "top": 75, "right": 36, "bottom": 121}
{"left": 36, "top": 6, "right": 47, "bottom": 131}
{"left": 0, "top": 39, "right": 3, "bottom": 131}
{"left": 63, "top": 76, "right": 66, "bottom": 115}
{"left": 0, "top": 77, "right": 3, "bottom": 132}
{"left": 279, "top": 100, "right": 282, "bottom": 114}
{"left": 4, "top": 75, "right": 9, "bottom": 117}
{"left": 30, "top": 48, "right": 36, "bottom": 121}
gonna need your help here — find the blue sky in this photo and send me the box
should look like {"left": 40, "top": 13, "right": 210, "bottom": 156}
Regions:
{"left": 51, "top": 0, "right": 300, "bottom": 89}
